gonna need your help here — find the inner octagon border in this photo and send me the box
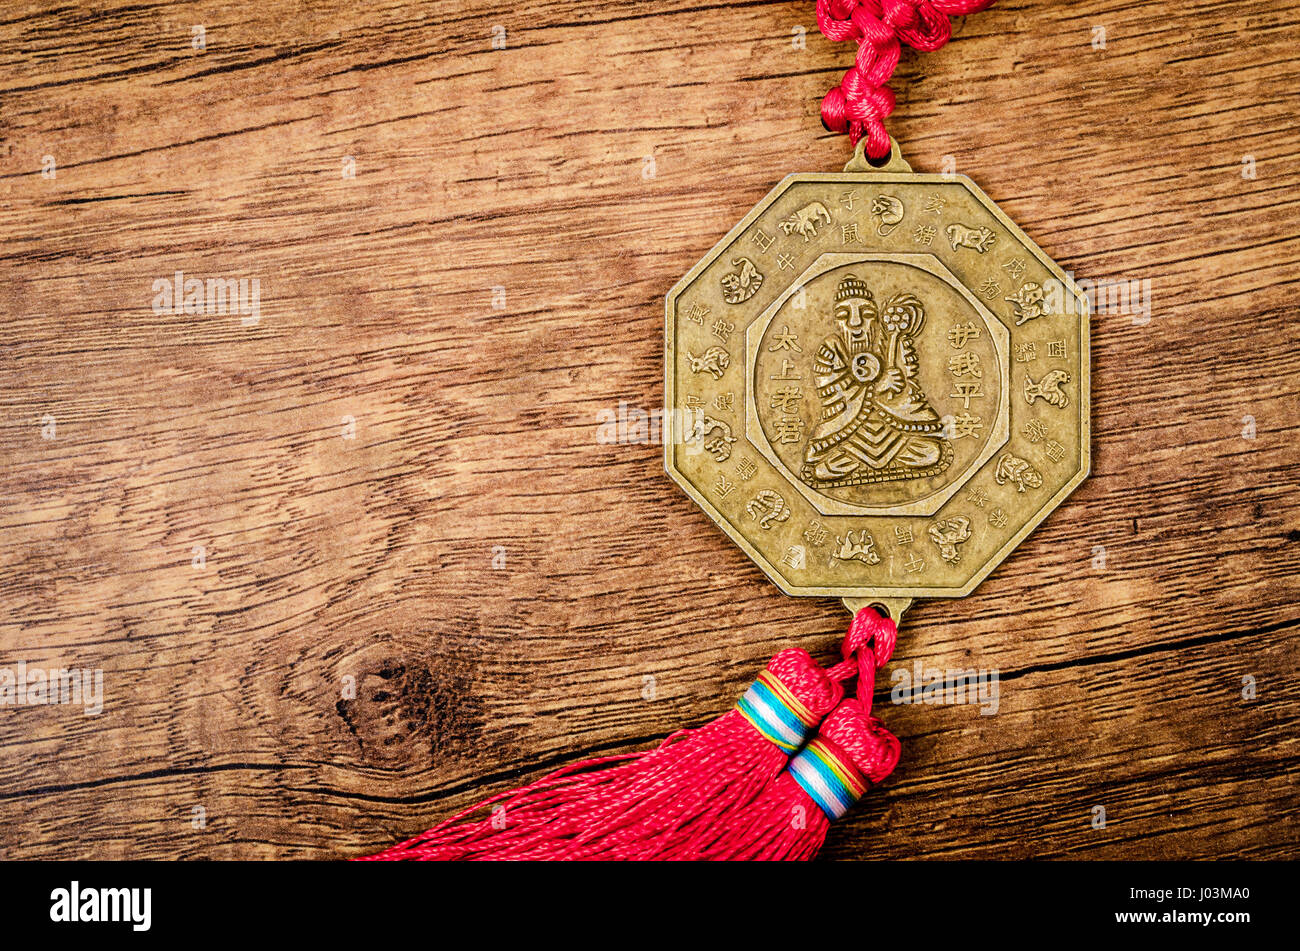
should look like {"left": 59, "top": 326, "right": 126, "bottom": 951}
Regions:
{"left": 745, "top": 252, "right": 1010, "bottom": 517}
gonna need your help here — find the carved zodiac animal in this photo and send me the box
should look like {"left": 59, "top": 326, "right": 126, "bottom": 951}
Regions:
{"left": 832, "top": 530, "right": 880, "bottom": 565}
{"left": 928, "top": 516, "right": 972, "bottom": 564}
{"left": 994, "top": 453, "right": 1043, "bottom": 493}
{"left": 1023, "top": 369, "right": 1071, "bottom": 408}
{"left": 779, "top": 201, "right": 833, "bottom": 241}
{"left": 719, "top": 257, "right": 764, "bottom": 304}
{"left": 690, "top": 415, "right": 738, "bottom": 462}
{"left": 946, "top": 223, "right": 996, "bottom": 253}
{"left": 871, "top": 194, "right": 904, "bottom": 235}
{"left": 745, "top": 490, "right": 790, "bottom": 530}
{"left": 685, "top": 346, "right": 729, "bottom": 379}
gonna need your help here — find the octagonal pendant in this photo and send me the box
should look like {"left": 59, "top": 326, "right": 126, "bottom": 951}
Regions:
{"left": 664, "top": 140, "right": 1090, "bottom": 618}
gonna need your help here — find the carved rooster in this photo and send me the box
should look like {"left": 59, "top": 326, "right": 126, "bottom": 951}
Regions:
{"left": 1023, "top": 369, "right": 1071, "bottom": 408}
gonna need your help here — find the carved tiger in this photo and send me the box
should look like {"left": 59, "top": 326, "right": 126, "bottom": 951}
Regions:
{"left": 719, "top": 257, "right": 764, "bottom": 304}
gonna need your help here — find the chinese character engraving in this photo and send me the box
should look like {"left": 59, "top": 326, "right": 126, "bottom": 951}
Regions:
{"left": 769, "top": 385, "right": 804, "bottom": 415}
{"left": 948, "top": 321, "right": 980, "bottom": 348}
{"left": 781, "top": 545, "right": 806, "bottom": 570}
{"left": 1022, "top": 420, "right": 1049, "bottom": 444}
{"left": 770, "top": 358, "right": 801, "bottom": 381}
{"left": 924, "top": 194, "right": 948, "bottom": 215}
{"left": 948, "top": 351, "right": 983, "bottom": 378}
{"left": 773, "top": 414, "right": 806, "bottom": 445}
{"left": 768, "top": 326, "right": 802, "bottom": 352}
{"left": 949, "top": 381, "right": 984, "bottom": 408}
{"left": 949, "top": 412, "right": 984, "bottom": 439}
{"left": 803, "top": 520, "right": 829, "bottom": 547}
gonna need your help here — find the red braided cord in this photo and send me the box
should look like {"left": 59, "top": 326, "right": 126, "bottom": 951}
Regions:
{"left": 827, "top": 604, "right": 897, "bottom": 704}
{"left": 817, "top": 0, "right": 996, "bottom": 158}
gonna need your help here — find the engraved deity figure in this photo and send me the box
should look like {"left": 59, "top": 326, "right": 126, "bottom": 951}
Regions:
{"left": 800, "top": 273, "right": 953, "bottom": 486}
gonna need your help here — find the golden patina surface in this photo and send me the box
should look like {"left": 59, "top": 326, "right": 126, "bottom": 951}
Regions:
{"left": 665, "top": 140, "right": 1090, "bottom": 615}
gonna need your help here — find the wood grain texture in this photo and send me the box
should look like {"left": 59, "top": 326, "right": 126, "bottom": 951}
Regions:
{"left": 0, "top": 0, "right": 1297, "bottom": 860}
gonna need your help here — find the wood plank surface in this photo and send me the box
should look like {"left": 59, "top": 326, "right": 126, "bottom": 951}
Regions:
{"left": 0, "top": 0, "right": 1297, "bottom": 860}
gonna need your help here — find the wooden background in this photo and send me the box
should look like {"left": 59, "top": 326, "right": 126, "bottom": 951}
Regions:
{"left": 0, "top": 0, "right": 1296, "bottom": 860}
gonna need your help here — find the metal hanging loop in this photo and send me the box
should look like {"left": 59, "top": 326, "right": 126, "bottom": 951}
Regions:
{"left": 843, "top": 136, "right": 913, "bottom": 174}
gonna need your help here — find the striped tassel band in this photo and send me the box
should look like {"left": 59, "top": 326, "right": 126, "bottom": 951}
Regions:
{"left": 735, "top": 670, "right": 819, "bottom": 754}
{"left": 789, "top": 738, "right": 869, "bottom": 820}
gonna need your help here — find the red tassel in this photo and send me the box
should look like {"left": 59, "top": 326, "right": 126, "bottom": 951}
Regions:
{"left": 360, "top": 645, "right": 851, "bottom": 860}
{"left": 651, "top": 697, "right": 901, "bottom": 860}
{"left": 584, "top": 608, "right": 901, "bottom": 861}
